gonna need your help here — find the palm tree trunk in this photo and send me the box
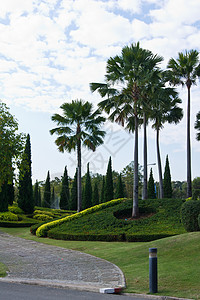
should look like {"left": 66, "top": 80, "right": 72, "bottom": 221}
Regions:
{"left": 142, "top": 112, "right": 148, "bottom": 200}
{"left": 77, "top": 140, "right": 82, "bottom": 212}
{"left": 132, "top": 115, "right": 139, "bottom": 218}
{"left": 187, "top": 86, "right": 192, "bottom": 198}
{"left": 156, "top": 128, "right": 164, "bottom": 198}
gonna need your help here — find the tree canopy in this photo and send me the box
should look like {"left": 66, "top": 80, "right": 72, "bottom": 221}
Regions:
{"left": 0, "top": 101, "right": 24, "bottom": 189}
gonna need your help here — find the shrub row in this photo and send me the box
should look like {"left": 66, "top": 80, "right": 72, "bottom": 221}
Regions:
{"left": 0, "top": 212, "right": 19, "bottom": 221}
{"left": 47, "top": 198, "right": 184, "bottom": 242}
{"left": 47, "top": 231, "right": 176, "bottom": 242}
{"left": 36, "top": 198, "right": 126, "bottom": 237}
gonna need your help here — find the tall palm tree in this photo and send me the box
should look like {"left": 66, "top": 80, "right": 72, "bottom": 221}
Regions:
{"left": 167, "top": 50, "right": 200, "bottom": 197}
{"left": 90, "top": 42, "right": 163, "bottom": 217}
{"left": 150, "top": 87, "right": 183, "bottom": 198}
{"left": 50, "top": 100, "right": 105, "bottom": 212}
{"left": 195, "top": 111, "right": 200, "bottom": 141}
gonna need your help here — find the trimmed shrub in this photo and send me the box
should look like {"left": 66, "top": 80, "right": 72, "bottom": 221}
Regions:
{"left": 180, "top": 200, "right": 200, "bottom": 232}
{"left": 47, "top": 198, "right": 185, "bottom": 242}
{"left": 8, "top": 206, "right": 24, "bottom": 215}
{"left": 34, "top": 210, "right": 54, "bottom": 217}
{"left": 33, "top": 214, "right": 53, "bottom": 221}
{"left": 0, "top": 212, "right": 18, "bottom": 221}
{"left": 36, "top": 198, "right": 126, "bottom": 237}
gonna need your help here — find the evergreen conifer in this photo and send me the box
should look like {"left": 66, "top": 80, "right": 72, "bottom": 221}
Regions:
{"left": 70, "top": 169, "right": 77, "bottom": 211}
{"left": 100, "top": 176, "right": 105, "bottom": 203}
{"left": 38, "top": 187, "right": 41, "bottom": 207}
{"left": 7, "top": 179, "right": 14, "bottom": 206}
{"left": 60, "top": 166, "right": 70, "bottom": 210}
{"left": 0, "top": 181, "right": 8, "bottom": 212}
{"left": 148, "top": 168, "right": 156, "bottom": 199}
{"left": 83, "top": 163, "right": 92, "bottom": 209}
{"left": 105, "top": 157, "right": 114, "bottom": 201}
{"left": 115, "top": 173, "right": 125, "bottom": 198}
{"left": 163, "top": 155, "right": 172, "bottom": 198}
{"left": 51, "top": 185, "right": 55, "bottom": 208}
{"left": 43, "top": 171, "right": 51, "bottom": 208}
{"left": 92, "top": 181, "right": 99, "bottom": 206}
{"left": 18, "top": 134, "right": 34, "bottom": 213}
{"left": 33, "top": 180, "right": 39, "bottom": 206}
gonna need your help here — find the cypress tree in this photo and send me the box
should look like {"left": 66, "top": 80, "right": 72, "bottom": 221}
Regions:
{"left": 148, "top": 168, "right": 156, "bottom": 199}
{"left": 18, "top": 134, "right": 34, "bottom": 214}
{"left": 115, "top": 173, "right": 125, "bottom": 198}
{"left": 33, "top": 180, "right": 39, "bottom": 206}
{"left": 83, "top": 163, "right": 92, "bottom": 209}
{"left": 0, "top": 181, "right": 8, "bottom": 212}
{"left": 51, "top": 185, "right": 55, "bottom": 208}
{"left": 163, "top": 155, "right": 172, "bottom": 198}
{"left": 60, "top": 166, "right": 70, "bottom": 210}
{"left": 70, "top": 169, "right": 77, "bottom": 211}
{"left": 100, "top": 176, "right": 105, "bottom": 203}
{"left": 105, "top": 157, "right": 114, "bottom": 201}
{"left": 43, "top": 171, "right": 51, "bottom": 208}
{"left": 92, "top": 181, "right": 99, "bottom": 206}
{"left": 7, "top": 174, "right": 14, "bottom": 206}
{"left": 38, "top": 187, "right": 41, "bottom": 207}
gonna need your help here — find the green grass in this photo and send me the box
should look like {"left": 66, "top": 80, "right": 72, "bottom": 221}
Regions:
{"left": 1, "top": 226, "right": 200, "bottom": 299}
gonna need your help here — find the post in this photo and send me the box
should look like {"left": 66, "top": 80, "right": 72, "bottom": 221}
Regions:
{"left": 149, "top": 248, "right": 157, "bottom": 293}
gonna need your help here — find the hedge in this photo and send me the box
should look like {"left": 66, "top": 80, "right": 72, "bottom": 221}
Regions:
{"left": 180, "top": 200, "right": 200, "bottom": 232}
{"left": 36, "top": 198, "right": 126, "bottom": 237}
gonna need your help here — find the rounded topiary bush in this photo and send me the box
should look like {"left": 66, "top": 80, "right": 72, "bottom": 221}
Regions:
{"left": 180, "top": 200, "right": 200, "bottom": 232}
{"left": 0, "top": 212, "right": 19, "bottom": 221}
{"left": 33, "top": 214, "right": 53, "bottom": 221}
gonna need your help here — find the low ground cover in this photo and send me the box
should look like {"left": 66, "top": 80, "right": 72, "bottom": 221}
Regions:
{"left": 47, "top": 198, "right": 186, "bottom": 241}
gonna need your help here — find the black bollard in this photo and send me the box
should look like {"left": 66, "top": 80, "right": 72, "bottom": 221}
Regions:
{"left": 149, "top": 248, "right": 157, "bottom": 293}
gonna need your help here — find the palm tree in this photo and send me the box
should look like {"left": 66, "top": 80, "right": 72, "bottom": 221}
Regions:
{"left": 167, "top": 50, "right": 200, "bottom": 197}
{"left": 195, "top": 111, "right": 200, "bottom": 141}
{"left": 90, "top": 42, "right": 163, "bottom": 217}
{"left": 50, "top": 100, "right": 105, "bottom": 212}
{"left": 150, "top": 87, "right": 183, "bottom": 198}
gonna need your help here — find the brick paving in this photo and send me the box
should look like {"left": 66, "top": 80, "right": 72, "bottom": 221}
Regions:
{"left": 0, "top": 231, "right": 125, "bottom": 292}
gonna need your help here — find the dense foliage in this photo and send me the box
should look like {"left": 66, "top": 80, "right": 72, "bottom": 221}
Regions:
{"left": 180, "top": 200, "right": 200, "bottom": 232}
{"left": 147, "top": 168, "right": 156, "bottom": 199}
{"left": 163, "top": 155, "right": 172, "bottom": 198}
{"left": 43, "top": 198, "right": 185, "bottom": 242}
{"left": 18, "top": 134, "right": 34, "bottom": 214}
{"left": 60, "top": 166, "right": 70, "bottom": 210}
{"left": 43, "top": 171, "right": 51, "bottom": 208}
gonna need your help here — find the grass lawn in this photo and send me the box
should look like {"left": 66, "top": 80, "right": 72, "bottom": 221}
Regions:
{"left": 1, "top": 226, "right": 199, "bottom": 299}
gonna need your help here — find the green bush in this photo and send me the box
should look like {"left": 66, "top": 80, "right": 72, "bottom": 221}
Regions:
{"left": 0, "top": 212, "right": 18, "bottom": 221}
{"left": 34, "top": 210, "right": 54, "bottom": 217}
{"left": 30, "top": 222, "right": 47, "bottom": 235}
{"left": 180, "top": 200, "right": 200, "bottom": 232}
{"left": 36, "top": 198, "right": 126, "bottom": 237}
{"left": 33, "top": 214, "right": 53, "bottom": 221}
{"left": 47, "top": 198, "right": 185, "bottom": 242}
{"left": 8, "top": 206, "right": 24, "bottom": 214}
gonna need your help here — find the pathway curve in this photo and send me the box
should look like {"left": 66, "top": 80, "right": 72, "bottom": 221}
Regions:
{"left": 0, "top": 231, "right": 125, "bottom": 292}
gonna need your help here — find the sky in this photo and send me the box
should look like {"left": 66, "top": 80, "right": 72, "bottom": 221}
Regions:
{"left": 0, "top": 0, "right": 200, "bottom": 183}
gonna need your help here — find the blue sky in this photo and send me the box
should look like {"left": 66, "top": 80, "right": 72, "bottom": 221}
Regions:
{"left": 0, "top": 0, "right": 200, "bottom": 183}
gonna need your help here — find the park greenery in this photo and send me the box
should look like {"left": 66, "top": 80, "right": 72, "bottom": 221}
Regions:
{"left": 0, "top": 42, "right": 200, "bottom": 298}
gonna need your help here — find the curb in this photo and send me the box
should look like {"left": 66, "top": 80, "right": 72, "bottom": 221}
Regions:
{"left": 123, "top": 292, "right": 193, "bottom": 300}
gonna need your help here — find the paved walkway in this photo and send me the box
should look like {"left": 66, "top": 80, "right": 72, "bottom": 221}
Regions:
{"left": 0, "top": 231, "right": 125, "bottom": 292}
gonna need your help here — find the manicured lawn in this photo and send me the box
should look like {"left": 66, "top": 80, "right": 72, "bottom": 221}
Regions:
{"left": 1, "top": 226, "right": 200, "bottom": 299}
